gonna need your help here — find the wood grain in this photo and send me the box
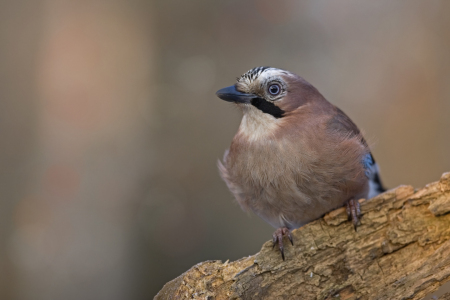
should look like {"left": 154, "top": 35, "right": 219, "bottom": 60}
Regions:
{"left": 155, "top": 172, "right": 450, "bottom": 300}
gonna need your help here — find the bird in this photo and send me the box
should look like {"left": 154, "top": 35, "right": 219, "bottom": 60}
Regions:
{"left": 215, "top": 67, "right": 385, "bottom": 260}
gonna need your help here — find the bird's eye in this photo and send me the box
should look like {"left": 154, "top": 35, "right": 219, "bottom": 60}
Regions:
{"left": 268, "top": 84, "right": 281, "bottom": 96}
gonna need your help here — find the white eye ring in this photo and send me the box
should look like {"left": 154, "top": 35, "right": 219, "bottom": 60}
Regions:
{"left": 268, "top": 83, "right": 281, "bottom": 96}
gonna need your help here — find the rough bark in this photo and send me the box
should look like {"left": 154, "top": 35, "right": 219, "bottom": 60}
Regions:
{"left": 155, "top": 172, "right": 450, "bottom": 300}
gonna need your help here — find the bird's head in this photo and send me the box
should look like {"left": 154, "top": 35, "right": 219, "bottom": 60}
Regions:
{"left": 216, "top": 67, "right": 321, "bottom": 119}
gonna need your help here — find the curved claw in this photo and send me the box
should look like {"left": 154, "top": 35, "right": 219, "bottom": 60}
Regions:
{"left": 288, "top": 233, "right": 294, "bottom": 246}
{"left": 346, "top": 199, "right": 361, "bottom": 231}
{"left": 272, "top": 227, "right": 293, "bottom": 260}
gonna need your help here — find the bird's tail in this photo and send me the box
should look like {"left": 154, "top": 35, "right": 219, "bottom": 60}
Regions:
{"left": 364, "top": 153, "right": 387, "bottom": 199}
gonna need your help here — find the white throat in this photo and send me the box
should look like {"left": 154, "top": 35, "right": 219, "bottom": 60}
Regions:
{"left": 237, "top": 106, "right": 279, "bottom": 142}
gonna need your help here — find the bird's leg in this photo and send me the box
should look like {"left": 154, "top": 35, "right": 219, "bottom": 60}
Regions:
{"left": 272, "top": 227, "right": 293, "bottom": 260}
{"left": 346, "top": 199, "right": 361, "bottom": 231}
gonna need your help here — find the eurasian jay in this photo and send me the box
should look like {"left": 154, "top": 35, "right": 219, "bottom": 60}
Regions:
{"left": 216, "top": 67, "right": 385, "bottom": 260}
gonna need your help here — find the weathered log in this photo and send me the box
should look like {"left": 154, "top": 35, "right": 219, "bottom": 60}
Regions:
{"left": 155, "top": 172, "right": 450, "bottom": 300}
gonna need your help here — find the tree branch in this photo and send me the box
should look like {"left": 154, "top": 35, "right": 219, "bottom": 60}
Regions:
{"left": 155, "top": 172, "right": 450, "bottom": 300}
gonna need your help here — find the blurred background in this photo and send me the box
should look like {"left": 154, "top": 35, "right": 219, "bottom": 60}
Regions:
{"left": 1, "top": 0, "right": 450, "bottom": 299}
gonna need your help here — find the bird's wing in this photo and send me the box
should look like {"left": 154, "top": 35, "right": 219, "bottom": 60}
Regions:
{"left": 327, "top": 106, "right": 386, "bottom": 197}
{"left": 326, "top": 106, "right": 367, "bottom": 146}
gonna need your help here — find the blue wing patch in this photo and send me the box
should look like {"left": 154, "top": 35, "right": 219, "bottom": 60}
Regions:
{"left": 362, "top": 153, "right": 386, "bottom": 198}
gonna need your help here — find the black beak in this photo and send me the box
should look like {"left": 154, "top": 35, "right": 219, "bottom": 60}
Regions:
{"left": 216, "top": 85, "right": 256, "bottom": 104}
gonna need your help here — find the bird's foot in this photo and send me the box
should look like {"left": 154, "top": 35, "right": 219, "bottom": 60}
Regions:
{"left": 346, "top": 199, "right": 361, "bottom": 231}
{"left": 272, "top": 227, "right": 293, "bottom": 260}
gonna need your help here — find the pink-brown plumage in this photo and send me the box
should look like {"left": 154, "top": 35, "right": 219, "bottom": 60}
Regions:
{"left": 216, "top": 67, "right": 384, "bottom": 259}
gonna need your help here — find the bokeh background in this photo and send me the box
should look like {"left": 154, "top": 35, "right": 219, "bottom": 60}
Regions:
{"left": 1, "top": 0, "right": 450, "bottom": 299}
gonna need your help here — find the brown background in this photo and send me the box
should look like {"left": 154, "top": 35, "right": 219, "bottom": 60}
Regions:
{"left": 0, "top": 1, "right": 449, "bottom": 299}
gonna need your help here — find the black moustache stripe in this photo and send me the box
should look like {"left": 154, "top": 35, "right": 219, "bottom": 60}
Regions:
{"left": 250, "top": 97, "right": 285, "bottom": 119}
